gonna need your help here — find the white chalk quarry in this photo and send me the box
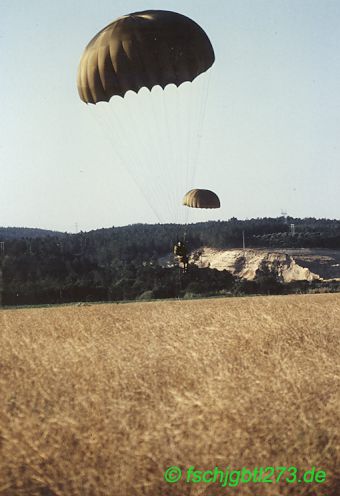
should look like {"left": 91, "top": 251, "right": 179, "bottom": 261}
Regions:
{"left": 192, "top": 248, "right": 320, "bottom": 282}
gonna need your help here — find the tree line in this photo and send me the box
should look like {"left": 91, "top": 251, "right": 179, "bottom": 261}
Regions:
{"left": 1, "top": 217, "right": 340, "bottom": 305}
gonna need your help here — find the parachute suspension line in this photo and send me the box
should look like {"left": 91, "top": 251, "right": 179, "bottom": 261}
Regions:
{"left": 184, "top": 80, "right": 195, "bottom": 200}
{"left": 106, "top": 102, "right": 164, "bottom": 223}
{"left": 174, "top": 84, "right": 184, "bottom": 226}
{"left": 130, "top": 34, "right": 175, "bottom": 223}
{"left": 188, "top": 76, "right": 207, "bottom": 224}
{"left": 77, "top": 9, "right": 216, "bottom": 226}
{"left": 149, "top": 88, "right": 176, "bottom": 222}
{"left": 170, "top": 86, "right": 179, "bottom": 225}
{"left": 160, "top": 87, "right": 178, "bottom": 221}
{"left": 190, "top": 71, "right": 212, "bottom": 189}
{"left": 188, "top": 80, "right": 203, "bottom": 196}
{"left": 92, "top": 104, "right": 163, "bottom": 224}
{"left": 88, "top": 104, "right": 164, "bottom": 224}
{"left": 119, "top": 92, "right": 169, "bottom": 222}
{"left": 166, "top": 88, "right": 182, "bottom": 223}
{"left": 189, "top": 77, "right": 204, "bottom": 189}
{"left": 184, "top": 73, "right": 212, "bottom": 226}
{"left": 176, "top": 84, "right": 186, "bottom": 225}
{"left": 184, "top": 81, "right": 199, "bottom": 226}
{"left": 110, "top": 96, "right": 169, "bottom": 224}
{"left": 189, "top": 75, "right": 208, "bottom": 195}
{"left": 168, "top": 86, "right": 183, "bottom": 224}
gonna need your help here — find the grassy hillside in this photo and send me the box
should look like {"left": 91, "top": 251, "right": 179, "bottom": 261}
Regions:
{"left": 0, "top": 294, "right": 339, "bottom": 495}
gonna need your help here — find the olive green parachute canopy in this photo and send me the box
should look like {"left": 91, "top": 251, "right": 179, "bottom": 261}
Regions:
{"left": 183, "top": 189, "right": 220, "bottom": 209}
{"left": 77, "top": 10, "right": 215, "bottom": 103}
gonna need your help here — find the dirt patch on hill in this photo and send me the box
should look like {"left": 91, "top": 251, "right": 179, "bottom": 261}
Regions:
{"left": 193, "top": 248, "right": 320, "bottom": 282}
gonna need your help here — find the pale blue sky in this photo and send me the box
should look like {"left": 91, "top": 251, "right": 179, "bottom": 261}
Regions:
{"left": 1, "top": 0, "right": 340, "bottom": 232}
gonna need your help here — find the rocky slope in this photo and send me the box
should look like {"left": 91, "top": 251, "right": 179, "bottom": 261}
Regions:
{"left": 192, "top": 248, "right": 320, "bottom": 282}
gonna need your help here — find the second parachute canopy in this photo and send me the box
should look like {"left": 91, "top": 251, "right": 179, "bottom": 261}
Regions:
{"left": 183, "top": 189, "right": 220, "bottom": 209}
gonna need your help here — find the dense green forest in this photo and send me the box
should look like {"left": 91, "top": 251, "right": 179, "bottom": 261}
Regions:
{"left": 0, "top": 227, "right": 63, "bottom": 240}
{"left": 1, "top": 217, "right": 340, "bottom": 305}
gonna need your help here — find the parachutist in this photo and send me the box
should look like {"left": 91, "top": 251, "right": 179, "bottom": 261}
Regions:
{"left": 173, "top": 240, "right": 189, "bottom": 272}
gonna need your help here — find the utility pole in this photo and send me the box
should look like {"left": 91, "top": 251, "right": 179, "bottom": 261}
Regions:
{"left": 242, "top": 230, "right": 246, "bottom": 251}
{"left": 281, "top": 210, "right": 288, "bottom": 224}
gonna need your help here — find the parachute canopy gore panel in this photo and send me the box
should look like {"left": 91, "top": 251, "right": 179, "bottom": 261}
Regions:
{"left": 182, "top": 189, "right": 220, "bottom": 209}
{"left": 77, "top": 10, "right": 215, "bottom": 103}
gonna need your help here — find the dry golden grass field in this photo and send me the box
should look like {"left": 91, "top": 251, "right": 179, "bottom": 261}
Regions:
{"left": 0, "top": 293, "right": 340, "bottom": 496}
